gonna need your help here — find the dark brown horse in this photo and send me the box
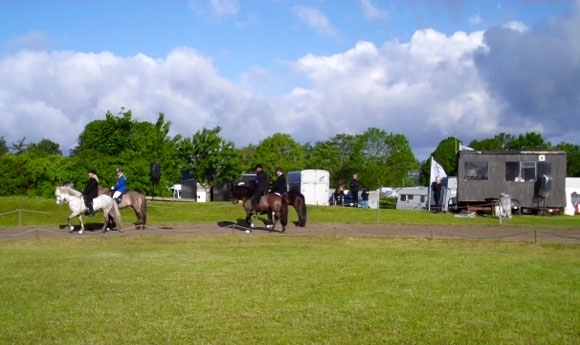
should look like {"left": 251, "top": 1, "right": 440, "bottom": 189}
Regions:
{"left": 231, "top": 184, "right": 288, "bottom": 232}
{"left": 284, "top": 190, "right": 307, "bottom": 227}
{"left": 98, "top": 186, "right": 147, "bottom": 229}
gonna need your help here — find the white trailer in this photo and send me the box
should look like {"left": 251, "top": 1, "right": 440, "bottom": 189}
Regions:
{"left": 396, "top": 187, "right": 428, "bottom": 211}
{"left": 564, "top": 177, "right": 580, "bottom": 215}
{"left": 287, "top": 169, "right": 330, "bottom": 206}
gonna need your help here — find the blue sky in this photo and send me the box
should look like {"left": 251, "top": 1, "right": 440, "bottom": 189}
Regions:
{"left": 1, "top": 0, "right": 579, "bottom": 160}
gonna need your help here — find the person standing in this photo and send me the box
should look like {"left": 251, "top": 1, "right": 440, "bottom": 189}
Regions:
{"left": 360, "top": 188, "right": 370, "bottom": 209}
{"left": 111, "top": 168, "right": 127, "bottom": 204}
{"left": 431, "top": 176, "right": 442, "bottom": 212}
{"left": 251, "top": 164, "right": 269, "bottom": 213}
{"left": 333, "top": 185, "right": 345, "bottom": 206}
{"left": 83, "top": 169, "right": 99, "bottom": 217}
{"left": 349, "top": 173, "right": 360, "bottom": 206}
{"left": 269, "top": 167, "right": 287, "bottom": 195}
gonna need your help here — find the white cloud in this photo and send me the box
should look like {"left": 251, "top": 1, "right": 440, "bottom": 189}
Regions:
{"left": 294, "top": 6, "right": 336, "bottom": 37}
{"left": 469, "top": 14, "right": 482, "bottom": 25}
{"left": 188, "top": 0, "right": 239, "bottom": 17}
{"left": 361, "top": 0, "right": 388, "bottom": 21}
{"left": 2, "top": 7, "right": 580, "bottom": 160}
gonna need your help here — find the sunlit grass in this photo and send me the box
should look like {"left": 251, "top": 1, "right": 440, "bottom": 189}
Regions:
{"left": 1, "top": 236, "right": 579, "bottom": 344}
{"left": 1, "top": 196, "right": 579, "bottom": 228}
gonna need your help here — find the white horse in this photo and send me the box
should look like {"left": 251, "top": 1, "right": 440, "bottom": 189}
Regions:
{"left": 55, "top": 186, "right": 122, "bottom": 234}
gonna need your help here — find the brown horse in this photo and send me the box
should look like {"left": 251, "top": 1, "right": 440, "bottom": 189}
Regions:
{"left": 231, "top": 184, "right": 288, "bottom": 232}
{"left": 98, "top": 186, "right": 147, "bottom": 229}
{"left": 284, "top": 189, "right": 307, "bottom": 227}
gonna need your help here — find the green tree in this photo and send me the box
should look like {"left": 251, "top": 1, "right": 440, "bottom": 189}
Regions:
{"left": 506, "top": 132, "right": 551, "bottom": 150}
{"left": 358, "top": 128, "right": 417, "bottom": 189}
{"left": 419, "top": 137, "right": 459, "bottom": 185}
{"left": 26, "top": 138, "right": 62, "bottom": 156}
{"left": 176, "top": 126, "right": 243, "bottom": 191}
{"left": 252, "top": 133, "right": 306, "bottom": 179}
{"left": 308, "top": 134, "right": 363, "bottom": 187}
{"left": 11, "top": 137, "right": 27, "bottom": 155}
{"left": 0, "top": 136, "right": 8, "bottom": 155}
{"left": 555, "top": 142, "right": 580, "bottom": 177}
{"left": 238, "top": 144, "right": 257, "bottom": 172}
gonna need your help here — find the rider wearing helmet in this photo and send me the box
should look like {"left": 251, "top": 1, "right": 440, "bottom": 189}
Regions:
{"left": 269, "top": 167, "right": 287, "bottom": 195}
{"left": 251, "top": 164, "right": 269, "bottom": 214}
{"left": 111, "top": 168, "right": 127, "bottom": 204}
{"left": 83, "top": 169, "right": 99, "bottom": 217}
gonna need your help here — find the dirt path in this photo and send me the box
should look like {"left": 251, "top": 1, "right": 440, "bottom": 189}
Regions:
{"left": 2, "top": 221, "right": 580, "bottom": 243}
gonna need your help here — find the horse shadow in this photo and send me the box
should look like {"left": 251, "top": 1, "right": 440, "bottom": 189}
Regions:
{"left": 58, "top": 222, "right": 111, "bottom": 232}
{"left": 217, "top": 216, "right": 284, "bottom": 233}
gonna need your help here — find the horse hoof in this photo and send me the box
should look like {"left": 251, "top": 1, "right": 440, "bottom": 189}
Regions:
{"left": 245, "top": 229, "right": 251, "bottom": 234}
{"left": 250, "top": 223, "right": 255, "bottom": 228}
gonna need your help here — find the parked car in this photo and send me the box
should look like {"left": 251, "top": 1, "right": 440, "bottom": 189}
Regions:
{"left": 329, "top": 192, "right": 354, "bottom": 206}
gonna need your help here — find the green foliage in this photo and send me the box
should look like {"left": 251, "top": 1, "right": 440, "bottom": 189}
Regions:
{"left": 26, "top": 138, "right": 62, "bottom": 156}
{"left": 0, "top": 136, "right": 9, "bottom": 155}
{"left": 10, "top": 137, "right": 27, "bottom": 154}
{"left": 176, "top": 126, "right": 243, "bottom": 188}
{"left": 555, "top": 142, "right": 580, "bottom": 177}
{"left": 4, "top": 109, "right": 580, "bottom": 198}
{"left": 252, "top": 133, "right": 306, "bottom": 178}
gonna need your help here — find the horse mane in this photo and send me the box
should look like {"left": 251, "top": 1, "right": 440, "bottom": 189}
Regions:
{"left": 233, "top": 184, "right": 253, "bottom": 194}
{"left": 59, "top": 185, "right": 82, "bottom": 196}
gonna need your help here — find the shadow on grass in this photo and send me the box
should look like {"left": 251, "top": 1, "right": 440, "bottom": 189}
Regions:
{"left": 217, "top": 217, "right": 284, "bottom": 233}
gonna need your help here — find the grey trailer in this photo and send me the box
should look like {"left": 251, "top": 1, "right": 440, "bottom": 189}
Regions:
{"left": 457, "top": 150, "right": 567, "bottom": 214}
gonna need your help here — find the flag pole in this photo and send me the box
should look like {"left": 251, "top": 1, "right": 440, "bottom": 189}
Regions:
{"left": 428, "top": 157, "right": 432, "bottom": 212}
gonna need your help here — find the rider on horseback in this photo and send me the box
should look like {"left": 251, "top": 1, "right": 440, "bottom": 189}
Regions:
{"left": 83, "top": 169, "right": 99, "bottom": 217}
{"left": 269, "top": 167, "right": 287, "bottom": 196}
{"left": 111, "top": 168, "right": 127, "bottom": 204}
{"left": 251, "top": 164, "right": 269, "bottom": 214}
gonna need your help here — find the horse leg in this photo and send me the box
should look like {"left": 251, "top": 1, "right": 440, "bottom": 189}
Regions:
{"left": 246, "top": 212, "right": 254, "bottom": 229}
{"left": 101, "top": 210, "right": 109, "bottom": 233}
{"left": 77, "top": 214, "right": 85, "bottom": 234}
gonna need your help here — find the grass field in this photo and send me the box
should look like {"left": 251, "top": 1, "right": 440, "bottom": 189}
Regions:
{"left": 1, "top": 236, "right": 579, "bottom": 344}
{"left": 1, "top": 196, "right": 580, "bottom": 344}
{"left": 1, "top": 195, "right": 580, "bottom": 228}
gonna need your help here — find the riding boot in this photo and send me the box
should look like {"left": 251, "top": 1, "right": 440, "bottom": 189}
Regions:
{"left": 89, "top": 205, "right": 95, "bottom": 217}
{"left": 115, "top": 197, "right": 122, "bottom": 204}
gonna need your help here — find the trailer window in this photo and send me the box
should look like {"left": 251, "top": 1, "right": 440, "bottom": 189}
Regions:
{"left": 521, "top": 161, "right": 536, "bottom": 181}
{"left": 400, "top": 194, "right": 407, "bottom": 201}
{"left": 505, "top": 161, "right": 552, "bottom": 182}
{"left": 505, "top": 162, "right": 520, "bottom": 181}
{"left": 463, "top": 162, "right": 488, "bottom": 180}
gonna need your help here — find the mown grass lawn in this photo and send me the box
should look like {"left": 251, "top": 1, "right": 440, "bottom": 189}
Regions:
{"left": 1, "top": 196, "right": 580, "bottom": 344}
{"left": 1, "top": 236, "right": 579, "bottom": 344}
{"left": 1, "top": 195, "right": 579, "bottom": 228}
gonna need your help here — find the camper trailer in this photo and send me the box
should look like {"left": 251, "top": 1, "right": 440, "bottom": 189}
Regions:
{"left": 396, "top": 187, "right": 428, "bottom": 211}
{"left": 287, "top": 169, "right": 330, "bottom": 206}
{"left": 457, "top": 150, "right": 567, "bottom": 214}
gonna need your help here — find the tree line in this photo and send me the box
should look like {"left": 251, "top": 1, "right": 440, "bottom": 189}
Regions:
{"left": 1, "top": 109, "right": 579, "bottom": 198}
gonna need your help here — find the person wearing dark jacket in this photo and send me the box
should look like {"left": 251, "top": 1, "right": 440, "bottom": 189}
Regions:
{"left": 251, "top": 164, "right": 269, "bottom": 213}
{"left": 83, "top": 169, "right": 99, "bottom": 217}
{"left": 431, "top": 177, "right": 442, "bottom": 212}
{"left": 269, "top": 167, "right": 287, "bottom": 195}
{"left": 349, "top": 173, "right": 360, "bottom": 206}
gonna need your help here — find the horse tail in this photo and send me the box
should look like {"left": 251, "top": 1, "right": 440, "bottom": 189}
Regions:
{"left": 280, "top": 199, "right": 288, "bottom": 229}
{"left": 111, "top": 198, "right": 122, "bottom": 230}
{"left": 297, "top": 193, "right": 307, "bottom": 227}
{"left": 141, "top": 195, "right": 147, "bottom": 227}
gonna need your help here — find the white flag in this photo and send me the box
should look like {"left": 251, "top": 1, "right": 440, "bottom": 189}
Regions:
{"left": 430, "top": 157, "right": 447, "bottom": 183}
{"left": 459, "top": 143, "right": 474, "bottom": 151}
